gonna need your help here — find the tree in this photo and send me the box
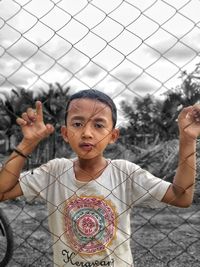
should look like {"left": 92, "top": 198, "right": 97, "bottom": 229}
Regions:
{"left": 157, "top": 91, "right": 182, "bottom": 140}
{"left": 36, "top": 83, "right": 71, "bottom": 126}
{"left": 121, "top": 63, "right": 200, "bottom": 146}
{"left": 179, "top": 64, "right": 200, "bottom": 105}
{"left": 120, "top": 94, "right": 163, "bottom": 146}
{"left": 158, "top": 64, "right": 200, "bottom": 140}
{"left": 0, "top": 84, "right": 72, "bottom": 160}
{"left": 0, "top": 88, "right": 35, "bottom": 151}
{"left": 35, "top": 83, "right": 72, "bottom": 160}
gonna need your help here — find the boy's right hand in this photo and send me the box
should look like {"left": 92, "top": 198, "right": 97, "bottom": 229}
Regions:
{"left": 16, "top": 101, "right": 55, "bottom": 148}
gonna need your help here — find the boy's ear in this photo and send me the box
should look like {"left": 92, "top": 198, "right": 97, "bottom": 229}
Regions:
{"left": 109, "top": 128, "right": 120, "bottom": 144}
{"left": 61, "top": 125, "right": 68, "bottom": 142}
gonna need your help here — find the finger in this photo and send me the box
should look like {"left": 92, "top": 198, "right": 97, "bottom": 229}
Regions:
{"left": 37, "top": 124, "right": 55, "bottom": 139}
{"left": 192, "top": 106, "right": 200, "bottom": 122}
{"left": 26, "top": 107, "right": 37, "bottom": 122}
{"left": 178, "top": 106, "right": 193, "bottom": 120}
{"left": 193, "top": 103, "right": 200, "bottom": 109}
{"left": 21, "top": 112, "right": 32, "bottom": 124}
{"left": 35, "top": 101, "right": 43, "bottom": 122}
{"left": 16, "top": 117, "right": 27, "bottom": 126}
{"left": 46, "top": 124, "right": 55, "bottom": 135}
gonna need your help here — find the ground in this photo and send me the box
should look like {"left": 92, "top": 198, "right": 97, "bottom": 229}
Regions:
{"left": 0, "top": 200, "right": 199, "bottom": 267}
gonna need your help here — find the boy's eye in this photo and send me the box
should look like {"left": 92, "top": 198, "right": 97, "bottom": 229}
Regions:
{"left": 72, "top": 122, "right": 83, "bottom": 127}
{"left": 95, "top": 123, "right": 104, "bottom": 128}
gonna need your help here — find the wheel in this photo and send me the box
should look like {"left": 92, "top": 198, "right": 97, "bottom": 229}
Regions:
{"left": 0, "top": 208, "right": 14, "bottom": 266}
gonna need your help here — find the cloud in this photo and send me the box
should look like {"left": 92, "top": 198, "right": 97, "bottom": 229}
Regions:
{"left": 155, "top": 41, "right": 197, "bottom": 61}
{"left": 131, "top": 82, "right": 155, "bottom": 94}
{"left": 111, "top": 59, "right": 142, "bottom": 85}
{"left": 8, "top": 73, "right": 31, "bottom": 87}
{"left": 109, "top": 67, "right": 159, "bottom": 98}
{"left": 0, "top": 1, "right": 19, "bottom": 21}
{"left": 83, "top": 63, "right": 103, "bottom": 78}
{"left": 165, "top": 45, "right": 196, "bottom": 62}
{"left": 1, "top": 0, "right": 200, "bottom": 106}
{"left": 7, "top": 38, "right": 38, "bottom": 61}
{"left": 145, "top": 29, "right": 200, "bottom": 63}
{"left": 115, "top": 70, "right": 139, "bottom": 84}
{"left": 1, "top": 65, "right": 35, "bottom": 91}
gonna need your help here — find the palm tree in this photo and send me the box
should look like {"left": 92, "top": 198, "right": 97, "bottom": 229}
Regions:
{"left": 34, "top": 83, "right": 72, "bottom": 162}
{"left": 179, "top": 65, "right": 200, "bottom": 105}
{"left": 0, "top": 84, "right": 72, "bottom": 162}
{"left": 0, "top": 88, "right": 35, "bottom": 152}
{"left": 120, "top": 95, "right": 163, "bottom": 146}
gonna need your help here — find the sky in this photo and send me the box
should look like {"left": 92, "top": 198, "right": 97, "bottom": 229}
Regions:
{"left": 0, "top": 0, "right": 200, "bottom": 124}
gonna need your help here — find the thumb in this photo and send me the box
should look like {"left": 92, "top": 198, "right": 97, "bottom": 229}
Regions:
{"left": 45, "top": 124, "right": 55, "bottom": 135}
{"left": 178, "top": 106, "right": 193, "bottom": 120}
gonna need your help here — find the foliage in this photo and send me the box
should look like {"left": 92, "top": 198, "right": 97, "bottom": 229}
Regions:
{"left": 0, "top": 84, "right": 71, "bottom": 158}
{"left": 179, "top": 64, "right": 200, "bottom": 105}
{"left": 120, "top": 94, "right": 163, "bottom": 144}
{"left": 36, "top": 83, "right": 70, "bottom": 127}
{"left": 1, "top": 63, "right": 200, "bottom": 159}
{"left": 120, "top": 64, "right": 200, "bottom": 147}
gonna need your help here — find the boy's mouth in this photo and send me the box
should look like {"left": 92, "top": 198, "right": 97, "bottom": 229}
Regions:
{"left": 79, "top": 143, "right": 94, "bottom": 151}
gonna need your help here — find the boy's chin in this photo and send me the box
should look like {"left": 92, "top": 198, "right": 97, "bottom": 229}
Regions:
{"left": 77, "top": 153, "right": 102, "bottom": 160}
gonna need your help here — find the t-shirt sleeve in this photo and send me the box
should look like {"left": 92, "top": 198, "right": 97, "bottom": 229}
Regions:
{"left": 19, "top": 163, "right": 52, "bottom": 202}
{"left": 128, "top": 161, "right": 171, "bottom": 207}
{"left": 19, "top": 158, "right": 64, "bottom": 202}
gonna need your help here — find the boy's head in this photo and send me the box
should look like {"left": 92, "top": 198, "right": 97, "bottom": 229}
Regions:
{"left": 65, "top": 89, "right": 117, "bottom": 128}
{"left": 62, "top": 89, "right": 119, "bottom": 159}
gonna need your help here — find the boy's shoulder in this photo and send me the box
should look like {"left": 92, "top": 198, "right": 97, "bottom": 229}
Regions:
{"left": 41, "top": 157, "right": 74, "bottom": 173}
{"left": 47, "top": 157, "right": 73, "bottom": 166}
{"left": 108, "top": 159, "right": 138, "bottom": 171}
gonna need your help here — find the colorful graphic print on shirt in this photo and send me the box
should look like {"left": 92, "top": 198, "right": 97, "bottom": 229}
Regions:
{"left": 63, "top": 196, "right": 117, "bottom": 254}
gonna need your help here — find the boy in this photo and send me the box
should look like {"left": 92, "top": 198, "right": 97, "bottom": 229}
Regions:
{"left": 0, "top": 89, "right": 199, "bottom": 266}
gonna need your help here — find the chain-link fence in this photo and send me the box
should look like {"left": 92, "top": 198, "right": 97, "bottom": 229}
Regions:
{"left": 0, "top": 0, "right": 200, "bottom": 266}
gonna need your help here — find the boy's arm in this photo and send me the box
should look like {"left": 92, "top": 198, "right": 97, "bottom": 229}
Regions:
{"left": 0, "top": 101, "right": 54, "bottom": 199}
{"left": 0, "top": 183, "right": 23, "bottom": 201}
{"left": 0, "top": 139, "right": 34, "bottom": 194}
{"left": 162, "top": 106, "right": 200, "bottom": 207}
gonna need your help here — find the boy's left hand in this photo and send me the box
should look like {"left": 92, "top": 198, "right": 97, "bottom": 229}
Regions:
{"left": 178, "top": 105, "right": 200, "bottom": 140}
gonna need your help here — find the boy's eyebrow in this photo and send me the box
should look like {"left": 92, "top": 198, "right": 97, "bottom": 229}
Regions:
{"left": 70, "top": 115, "right": 108, "bottom": 123}
{"left": 93, "top": 117, "right": 107, "bottom": 123}
{"left": 70, "top": 115, "right": 85, "bottom": 121}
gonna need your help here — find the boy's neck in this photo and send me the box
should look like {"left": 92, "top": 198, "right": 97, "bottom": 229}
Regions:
{"left": 74, "top": 157, "right": 108, "bottom": 182}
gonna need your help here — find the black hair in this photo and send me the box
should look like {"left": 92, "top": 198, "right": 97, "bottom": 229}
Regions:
{"left": 65, "top": 89, "right": 117, "bottom": 128}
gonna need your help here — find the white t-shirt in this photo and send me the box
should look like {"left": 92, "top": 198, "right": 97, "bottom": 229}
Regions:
{"left": 19, "top": 158, "right": 170, "bottom": 267}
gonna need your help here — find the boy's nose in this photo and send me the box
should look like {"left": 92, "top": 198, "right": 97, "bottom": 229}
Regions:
{"left": 82, "top": 123, "right": 93, "bottom": 138}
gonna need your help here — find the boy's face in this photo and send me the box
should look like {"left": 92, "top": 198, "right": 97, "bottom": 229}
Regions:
{"left": 61, "top": 98, "right": 119, "bottom": 159}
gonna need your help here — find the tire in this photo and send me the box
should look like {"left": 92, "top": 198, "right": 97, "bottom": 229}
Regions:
{"left": 0, "top": 208, "right": 14, "bottom": 266}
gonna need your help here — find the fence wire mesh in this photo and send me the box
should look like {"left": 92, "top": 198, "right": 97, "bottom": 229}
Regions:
{"left": 0, "top": 0, "right": 200, "bottom": 266}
